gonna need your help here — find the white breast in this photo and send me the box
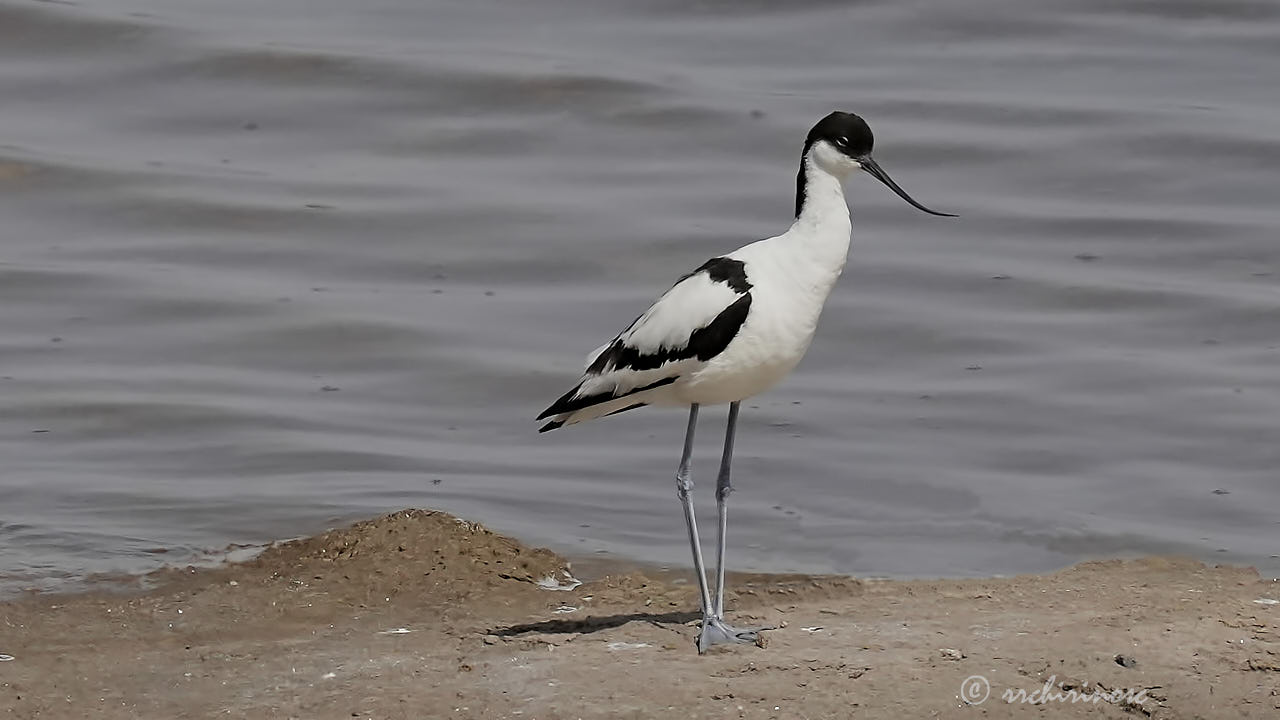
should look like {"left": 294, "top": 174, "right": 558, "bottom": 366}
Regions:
{"left": 673, "top": 224, "right": 851, "bottom": 405}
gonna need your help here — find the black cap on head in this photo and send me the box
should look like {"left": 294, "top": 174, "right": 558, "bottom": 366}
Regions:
{"left": 804, "top": 111, "right": 874, "bottom": 159}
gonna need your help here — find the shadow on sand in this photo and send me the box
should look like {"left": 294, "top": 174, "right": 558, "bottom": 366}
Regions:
{"left": 491, "top": 610, "right": 700, "bottom": 637}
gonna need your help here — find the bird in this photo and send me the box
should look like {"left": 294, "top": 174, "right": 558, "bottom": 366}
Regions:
{"left": 537, "top": 111, "right": 954, "bottom": 653}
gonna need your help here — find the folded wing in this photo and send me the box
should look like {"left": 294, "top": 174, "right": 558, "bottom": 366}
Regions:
{"left": 537, "top": 257, "right": 753, "bottom": 430}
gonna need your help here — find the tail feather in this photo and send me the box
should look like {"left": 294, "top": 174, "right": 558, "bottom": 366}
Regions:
{"left": 605, "top": 402, "right": 647, "bottom": 417}
{"left": 536, "top": 376, "right": 677, "bottom": 422}
{"left": 536, "top": 378, "right": 676, "bottom": 432}
{"left": 536, "top": 381, "right": 590, "bottom": 421}
{"left": 538, "top": 396, "right": 652, "bottom": 432}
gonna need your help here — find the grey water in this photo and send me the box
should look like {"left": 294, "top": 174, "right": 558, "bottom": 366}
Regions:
{"left": 2, "top": 0, "right": 1278, "bottom": 596}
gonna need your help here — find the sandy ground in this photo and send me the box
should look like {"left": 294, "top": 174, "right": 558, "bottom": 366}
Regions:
{"left": 2, "top": 510, "right": 1278, "bottom": 719}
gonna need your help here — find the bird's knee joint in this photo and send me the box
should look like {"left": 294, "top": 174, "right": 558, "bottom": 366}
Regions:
{"left": 675, "top": 474, "right": 693, "bottom": 499}
{"left": 716, "top": 474, "right": 734, "bottom": 501}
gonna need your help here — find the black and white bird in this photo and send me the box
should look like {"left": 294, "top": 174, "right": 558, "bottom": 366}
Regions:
{"left": 538, "top": 111, "right": 953, "bottom": 652}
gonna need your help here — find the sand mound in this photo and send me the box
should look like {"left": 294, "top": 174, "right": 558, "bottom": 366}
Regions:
{"left": 226, "top": 509, "right": 574, "bottom": 605}
{"left": 129, "top": 509, "right": 577, "bottom": 619}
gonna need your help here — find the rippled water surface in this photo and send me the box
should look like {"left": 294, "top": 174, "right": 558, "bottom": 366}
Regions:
{"left": 3, "top": 0, "right": 1278, "bottom": 594}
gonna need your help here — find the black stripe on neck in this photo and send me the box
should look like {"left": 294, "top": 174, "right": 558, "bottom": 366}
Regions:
{"left": 794, "top": 151, "right": 810, "bottom": 218}
{"left": 794, "top": 133, "right": 823, "bottom": 218}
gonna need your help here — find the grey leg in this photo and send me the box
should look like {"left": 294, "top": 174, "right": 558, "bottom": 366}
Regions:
{"left": 697, "top": 401, "right": 773, "bottom": 653}
{"left": 712, "top": 400, "right": 739, "bottom": 618}
{"left": 675, "top": 404, "right": 713, "bottom": 618}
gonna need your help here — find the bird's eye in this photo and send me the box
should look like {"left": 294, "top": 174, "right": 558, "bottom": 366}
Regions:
{"left": 836, "top": 137, "right": 848, "bottom": 146}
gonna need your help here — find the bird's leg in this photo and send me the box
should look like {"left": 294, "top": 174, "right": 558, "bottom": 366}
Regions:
{"left": 675, "top": 404, "right": 713, "bottom": 619}
{"left": 712, "top": 400, "right": 738, "bottom": 619}
{"left": 698, "top": 401, "right": 773, "bottom": 653}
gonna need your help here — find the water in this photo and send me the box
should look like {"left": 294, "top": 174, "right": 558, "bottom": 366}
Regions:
{"left": 2, "top": 0, "right": 1278, "bottom": 595}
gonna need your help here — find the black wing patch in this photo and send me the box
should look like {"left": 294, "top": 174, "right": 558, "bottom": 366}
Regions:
{"left": 679, "top": 256, "right": 752, "bottom": 293}
{"left": 587, "top": 293, "right": 752, "bottom": 374}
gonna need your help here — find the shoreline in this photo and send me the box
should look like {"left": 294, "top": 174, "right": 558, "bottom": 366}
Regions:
{"left": 3, "top": 508, "right": 1277, "bottom": 718}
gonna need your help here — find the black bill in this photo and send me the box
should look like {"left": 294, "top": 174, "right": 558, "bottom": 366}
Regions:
{"left": 859, "top": 156, "right": 956, "bottom": 217}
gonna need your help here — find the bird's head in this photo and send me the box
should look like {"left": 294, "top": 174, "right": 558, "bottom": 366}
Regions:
{"left": 804, "top": 111, "right": 955, "bottom": 217}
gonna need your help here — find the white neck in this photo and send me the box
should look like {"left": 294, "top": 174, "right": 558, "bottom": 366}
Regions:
{"left": 762, "top": 152, "right": 854, "bottom": 320}
{"left": 790, "top": 153, "right": 852, "bottom": 249}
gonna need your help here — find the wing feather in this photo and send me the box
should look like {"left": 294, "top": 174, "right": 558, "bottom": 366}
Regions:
{"left": 538, "top": 257, "right": 753, "bottom": 424}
